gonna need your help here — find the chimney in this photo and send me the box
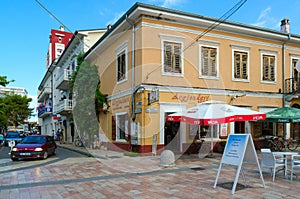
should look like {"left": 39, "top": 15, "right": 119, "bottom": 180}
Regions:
{"left": 107, "top": 24, "right": 112, "bottom": 30}
{"left": 60, "top": 26, "right": 65, "bottom": 31}
{"left": 280, "top": 18, "right": 290, "bottom": 33}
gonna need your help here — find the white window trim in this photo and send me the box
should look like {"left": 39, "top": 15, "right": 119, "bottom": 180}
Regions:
{"left": 115, "top": 41, "right": 128, "bottom": 84}
{"left": 260, "top": 51, "right": 277, "bottom": 84}
{"left": 160, "top": 34, "right": 185, "bottom": 77}
{"left": 115, "top": 112, "right": 128, "bottom": 142}
{"left": 231, "top": 48, "right": 250, "bottom": 82}
{"left": 290, "top": 55, "right": 300, "bottom": 79}
{"left": 199, "top": 44, "right": 219, "bottom": 79}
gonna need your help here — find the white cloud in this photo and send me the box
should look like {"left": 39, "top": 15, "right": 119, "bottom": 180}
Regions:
{"left": 252, "top": 7, "right": 271, "bottom": 27}
{"left": 161, "top": 0, "right": 183, "bottom": 7}
{"left": 252, "top": 7, "right": 278, "bottom": 29}
{"left": 149, "top": 0, "right": 184, "bottom": 8}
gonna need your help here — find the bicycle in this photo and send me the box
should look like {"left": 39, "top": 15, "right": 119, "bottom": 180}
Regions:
{"left": 281, "top": 138, "right": 299, "bottom": 151}
{"left": 266, "top": 136, "right": 283, "bottom": 151}
{"left": 74, "top": 136, "right": 84, "bottom": 147}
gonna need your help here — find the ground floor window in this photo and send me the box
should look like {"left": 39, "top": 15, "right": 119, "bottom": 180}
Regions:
{"left": 253, "top": 121, "right": 275, "bottom": 138}
{"left": 115, "top": 112, "right": 130, "bottom": 142}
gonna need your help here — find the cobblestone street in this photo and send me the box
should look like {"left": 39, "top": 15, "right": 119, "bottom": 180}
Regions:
{"left": 1, "top": 144, "right": 300, "bottom": 198}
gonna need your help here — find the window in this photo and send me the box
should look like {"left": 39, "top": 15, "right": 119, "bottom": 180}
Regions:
{"left": 234, "top": 51, "right": 248, "bottom": 80}
{"left": 116, "top": 41, "right": 128, "bottom": 83}
{"left": 163, "top": 41, "right": 182, "bottom": 74}
{"left": 293, "top": 58, "right": 300, "bottom": 83}
{"left": 200, "top": 46, "right": 217, "bottom": 77}
{"left": 116, "top": 113, "right": 129, "bottom": 142}
{"left": 262, "top": 55, "right": 275, "bottom": 81}
{"left": 117, "top": 50, "right": 126, "bottom": 82}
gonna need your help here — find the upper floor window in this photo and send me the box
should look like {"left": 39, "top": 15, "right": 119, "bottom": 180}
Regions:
{"left": 116, "top": 42, "right": 128, "bottom": 83}
{"left": 262, "top": 54, "right": 275, "bottom": 82}
{"left": 233, "top": 51, "right": 248, "bottom": 80}
{"left": 163, "top": 41, "right": 182, "bottom": 74}
{"left": 200, "top": 46, "right": 218, "bottom": 77}
{"left": 293, "top": 58, "right": 300, "bottom": 82}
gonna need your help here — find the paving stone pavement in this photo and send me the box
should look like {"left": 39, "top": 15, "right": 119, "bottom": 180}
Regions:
{"left": 1, "top": 143, "right": 300, "bottom": 199}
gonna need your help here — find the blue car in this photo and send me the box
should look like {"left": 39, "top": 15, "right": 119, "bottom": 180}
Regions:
{"left": 4, "top": 131, "right": 23, "bottom": 146}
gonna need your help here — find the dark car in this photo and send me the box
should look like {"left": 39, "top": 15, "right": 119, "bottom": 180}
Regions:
{"left": 4, "top": 131, "right": 23, "bottom": 146}
{"left": 10, "top": 135, "right": 56, "bottom": 161}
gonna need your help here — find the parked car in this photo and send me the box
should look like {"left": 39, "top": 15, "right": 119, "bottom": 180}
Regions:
{"left": 4, "top": 131, "right": 23, "bottom": 146}
{"left": 10, "top": 135, "right": 56, "bottom": 161}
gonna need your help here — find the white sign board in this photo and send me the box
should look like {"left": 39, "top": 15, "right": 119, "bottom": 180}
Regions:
{"left": 213, "top": 134, "right": 265, "bottom": 195}
{"left": 222, "top": 134, "right": 247, "bottom": 166}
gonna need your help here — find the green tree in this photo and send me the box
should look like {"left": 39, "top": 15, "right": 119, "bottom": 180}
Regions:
{"left": 71, "top": 52, "right": 106, "bottom": 146}
{"left": 0, "top": 94, "right": 33, "bottom": 129}
{"left": 0, "top": 76, "right": 14, "bottom": 86}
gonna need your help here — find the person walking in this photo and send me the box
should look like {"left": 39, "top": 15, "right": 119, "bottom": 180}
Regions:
{"left": 56, "top": 129, "right": 60, "bottom": 142}
{"left": 52, "top": 130, "right": 55, "bottom": 140}
{"left": 60, "top": 129, "right": 64, "bottom": 144}
{"left": 0, "top": 133, "right": 3, "bottom": 146}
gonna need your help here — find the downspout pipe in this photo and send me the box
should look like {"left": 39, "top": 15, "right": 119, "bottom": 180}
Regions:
{"left": 282, "top": 34, "right": 291, "bottom": 108}
{"left": 126, "top": 15, "right": 136, "bottom": 121}
{"left": 282, "top": 33, "right": 291, "bottom": 144}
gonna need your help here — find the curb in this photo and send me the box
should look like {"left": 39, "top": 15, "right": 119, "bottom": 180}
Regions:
{"left": 57, "top": 145, "right": 92, "bottom": 157}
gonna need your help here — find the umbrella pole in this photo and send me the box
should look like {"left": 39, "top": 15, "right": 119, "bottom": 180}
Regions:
{"left": 206, "top": 125, "right": 215, "bottom": 158}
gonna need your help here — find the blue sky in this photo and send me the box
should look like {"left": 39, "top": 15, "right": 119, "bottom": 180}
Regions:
{"left": 1, "top": 0, "right": 300, "bottom": 122}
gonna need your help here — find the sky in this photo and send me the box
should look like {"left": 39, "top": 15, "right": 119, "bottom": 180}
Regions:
{"left": 1, "top": 0, "right": 300, "bottom": 122}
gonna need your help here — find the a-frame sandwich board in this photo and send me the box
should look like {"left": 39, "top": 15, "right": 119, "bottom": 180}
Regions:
{"left": 213, "top": 134, "right": 265, "bottom": 194}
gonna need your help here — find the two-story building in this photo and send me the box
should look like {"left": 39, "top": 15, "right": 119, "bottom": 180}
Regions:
{"left": 82, "top": 3, "right": 300, "bottom": 155}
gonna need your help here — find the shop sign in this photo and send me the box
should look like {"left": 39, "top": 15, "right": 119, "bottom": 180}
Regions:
{"left": 111, "top": 96, "right": 130, "bottom": 112}
{"left": 171, "top": 93, "right": 209, "bottom": 103}
{"left": 134, "top": 108, "right": 142, "bottom": 114}
{"left": 146, "top": 108, "right": 158, "bottom": 113}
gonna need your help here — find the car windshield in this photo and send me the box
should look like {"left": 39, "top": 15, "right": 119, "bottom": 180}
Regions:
{"left": 21, "top": 136, "right": 46, "bottom": 144}
{"left": 6, "top": 132, "right": 20, "bottom": 138}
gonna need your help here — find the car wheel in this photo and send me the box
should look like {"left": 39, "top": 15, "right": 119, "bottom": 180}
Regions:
{"left": 53, "top": 148, "right": 56, "bottom": 155}
{"left": 43, "top": 151, "right": 48, "bottom": 160}
{"left": 11, "top": 157, "right": 18, "bottom": 161}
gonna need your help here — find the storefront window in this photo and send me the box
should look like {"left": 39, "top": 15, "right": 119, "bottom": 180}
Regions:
{"left": 189, "top": 124, "right": 218, "bottom": 140}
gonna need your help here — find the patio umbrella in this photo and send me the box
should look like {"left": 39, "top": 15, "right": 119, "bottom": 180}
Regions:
{"left": 166, "top": 100, "right": 266, "bottom": 157}
{"left": 166, "top": 100, "right": 266, "bottom": 125}
{"left": 265, "top": 107, "right": 300, "bottom": 123}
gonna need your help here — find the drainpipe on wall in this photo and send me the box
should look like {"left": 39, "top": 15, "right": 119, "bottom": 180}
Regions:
{"left": 126, "top": 15, "right": 136, "bottom": 121}
{"left": 282, "top": 34, "right": 291, "bottom": 108}
{"left": 281, "top": 33, "right": 291, "bottom": 142}
{"left": 282, "top": 43, "right": 286, "bottom": 108}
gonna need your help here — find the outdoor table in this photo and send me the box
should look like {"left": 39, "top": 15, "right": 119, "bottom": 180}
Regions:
{"left": 272, "top": 151, "right": 298, "bottom": 178}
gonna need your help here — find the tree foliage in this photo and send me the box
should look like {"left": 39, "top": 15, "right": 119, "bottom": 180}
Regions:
{"left": 71, "top": 52, "right": 106, "bottom": 146}
{"left": 0, "top": 76, "right": 14, "bottom": 87}
{"left": 0, "top": 93, "right": 33, "bottom": 129}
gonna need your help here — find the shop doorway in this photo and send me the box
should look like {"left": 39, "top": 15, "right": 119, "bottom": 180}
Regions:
{"left": 234, "top": 121, "right": 245, "bottom": 134}
{"left": 164, "top": 112, "right": 180, "bottom": 152}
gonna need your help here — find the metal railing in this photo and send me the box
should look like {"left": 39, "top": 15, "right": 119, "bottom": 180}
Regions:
{"left": 55, "top": 99, "right": 73, "bottom": 113}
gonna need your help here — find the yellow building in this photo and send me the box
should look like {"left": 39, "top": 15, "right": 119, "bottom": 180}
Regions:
{"left": 85, "top": 3, "right": 300, "bottom": 154}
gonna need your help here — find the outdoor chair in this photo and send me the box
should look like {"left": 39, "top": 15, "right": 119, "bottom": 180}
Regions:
{"left": 261, "top": 148, "right": 285, "bottom": 164}
{"left": 260, "top": 150, "right": 285, "bottom": 182}
{"left": 291, "top": 154, "right": 300, "bottom": 181}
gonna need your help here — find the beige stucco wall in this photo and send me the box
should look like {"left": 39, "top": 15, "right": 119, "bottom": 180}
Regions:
{"left": 91, "top": 16, "right": 300, "bottom": 148}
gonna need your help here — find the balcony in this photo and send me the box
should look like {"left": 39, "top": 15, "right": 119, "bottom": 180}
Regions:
{"left": 38, "top": 107, "right": 52, "bottom": 118}
{"left": 38, "top": 87, "right": 51, "bottom": 102}
{"left": 285, "top": 78, "right": 300, "bottom": 94}
{"left": 56, "top": 69, "right": 73, "bottom": 90}
{"left": 55, "top": 99, "right": 73, "bottom": 115}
